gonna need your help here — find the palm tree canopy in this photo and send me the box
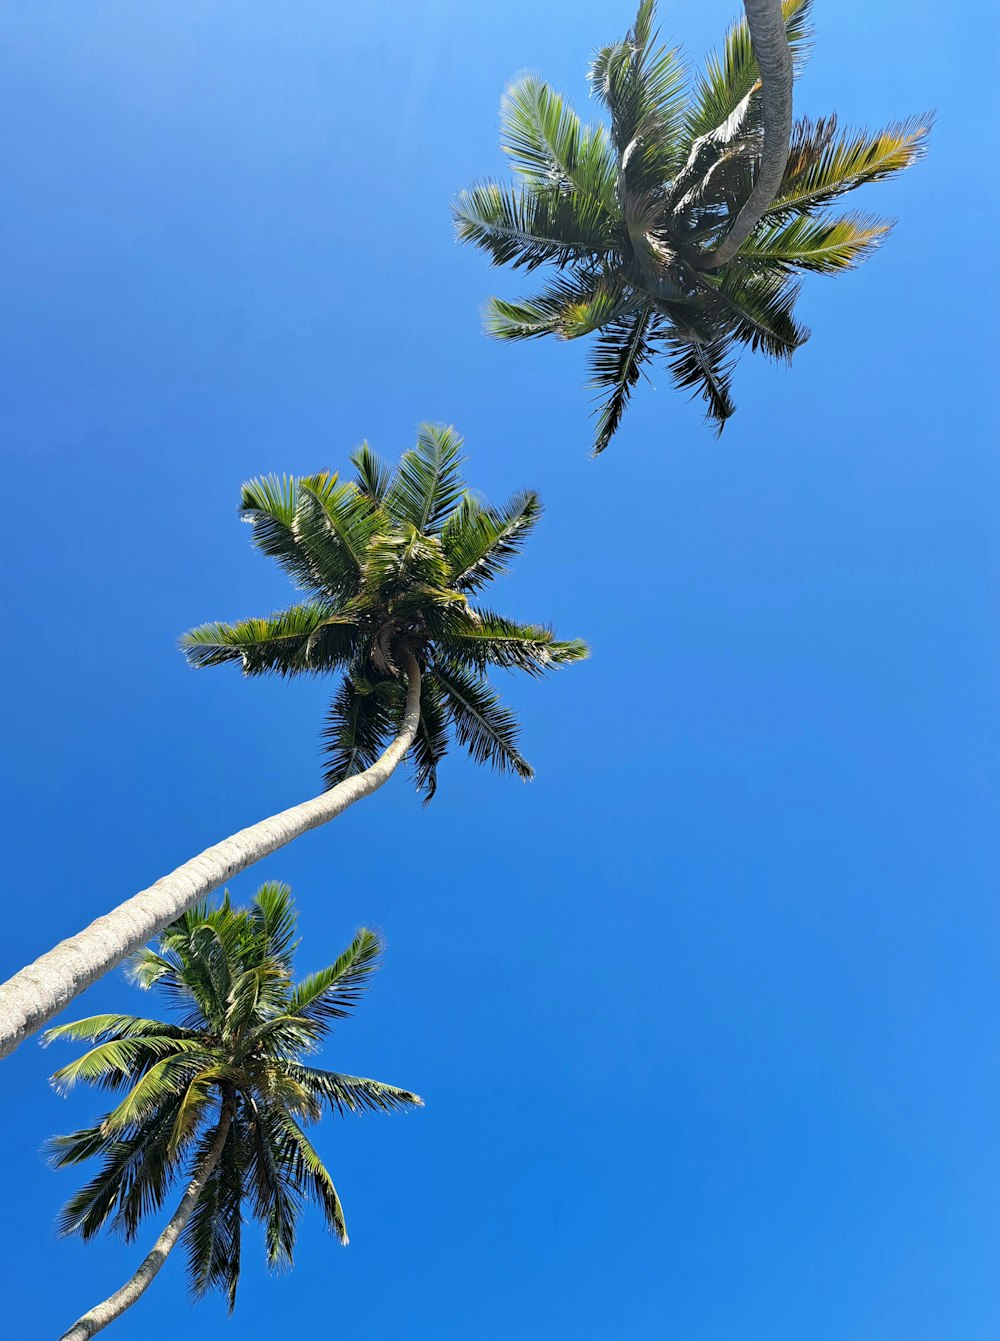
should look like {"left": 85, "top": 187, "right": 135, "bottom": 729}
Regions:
{"left": 454, "top": 0, "right": 930, "bottom": 449}
{"left": 45, "top": 884, "right": 421, "bottom": 1310}
{"left": 181, "top": 425, "right": 587, "bottom": 801}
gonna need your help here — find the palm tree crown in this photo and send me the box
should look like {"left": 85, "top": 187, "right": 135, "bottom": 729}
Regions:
{"left": 46, "top": 884, "right": 421, "bottom": 1310}
{"left": 181, "top": 424, "right": 587, "bottom": 799}
{"left": 454, "top": 0, "right": 929, "bottom": 449}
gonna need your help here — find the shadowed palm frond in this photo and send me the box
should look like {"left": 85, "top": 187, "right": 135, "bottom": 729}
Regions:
{"left": 432, "top": 662, "right": 532, "bottom": 779}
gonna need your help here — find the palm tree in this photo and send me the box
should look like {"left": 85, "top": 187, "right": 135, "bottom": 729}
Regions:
{"left": 46, "top": 882, "right": 421, "bottom": 1340}
{"left": 0, "top": 425, "right": 586, "bottom": 1059}
{"left": 454, "top": 0, "right": 929, "bottom": 449}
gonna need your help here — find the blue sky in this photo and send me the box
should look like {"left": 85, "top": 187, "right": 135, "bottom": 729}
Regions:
{"left": 0, "top": 1, "right": 996, "bottom": 1336}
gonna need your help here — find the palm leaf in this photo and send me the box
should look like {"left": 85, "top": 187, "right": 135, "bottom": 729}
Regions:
{"left": 737, "top": 211, "right": 890, "bottom": 271}
{"left": 442, "top": 490, "right": 542, "bottom": 593}
{"left": 431, "top": 662, "right": 532, "bottom": 779}
{"left": 181, "top": 605, "right": 357, "bottom": 676}
{"left": 454, "top": 181, "right": 616, "bottom": 271}
{"left": 383, "top": 424, "right": 467, "bottom": 534}
{"left": 588, "top": 305, "right": 656, "bottom": 454}
{"left": 320, "top": 676, "right": 401, "bottom": 788}
{"left": 769, "top": 114, "right": 931, "bottom": 216}
{"left": 685, "top": 0, "right": 813, "bottom": 141}
{"left": 286, "top": 1063, "right": 422, "bottom": 1117}
{"left": 409, "top": 674, "right": 449, "bottom": 803}
{"left": 500, "top": 73, "right": 617, "bottom": 210}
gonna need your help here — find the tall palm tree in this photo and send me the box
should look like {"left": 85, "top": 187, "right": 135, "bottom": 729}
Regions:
{"left": 46, "top": 883, "right": 421, "bottom": 1340}
{"left": 0, "top": 425, "right": 586, "bottom": 1059}
{"left": 454, "top": 0, "right": 929, "bottom": 449}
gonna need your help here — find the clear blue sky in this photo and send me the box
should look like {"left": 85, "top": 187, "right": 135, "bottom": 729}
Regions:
{"left": 0, "top": 2, "right": 996, "bottom": 1337}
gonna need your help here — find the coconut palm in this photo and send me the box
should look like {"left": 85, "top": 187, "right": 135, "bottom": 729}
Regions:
{"left": 454, "top": 0, "right": 929, "bottom": 449}
{"left": 47, "top": 883, "right": 421, "bottom": 1340}
{"left": 0, "top": 425, "right": 586, "bottom": 1059}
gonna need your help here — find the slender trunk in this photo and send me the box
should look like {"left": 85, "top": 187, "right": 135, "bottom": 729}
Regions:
{"left": 59, "top": 1098, "right": 235, "bottom": 1340}
{"left": 700, "top": 0, "right": 793, "bottom": 269}
{"left": 0, "top": 655, "right": 422, "bottom": 1060}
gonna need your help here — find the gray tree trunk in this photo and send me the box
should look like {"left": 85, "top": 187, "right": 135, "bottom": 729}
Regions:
{"left": 59, "top": 1099, "right": 235, "bottom": 1340}
{"left": 0, "top": 655, "right": 422, "bottom": 1061}
{"left": 702, "top": 0, "right": 793, "bottom": 268}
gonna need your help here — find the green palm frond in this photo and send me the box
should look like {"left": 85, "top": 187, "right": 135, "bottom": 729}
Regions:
{"left": 282, "top": 928, "right": 383, "bottom": 1033}
{"left": 588, "top": 306, "right": 657, "bottom": 455}
{"left": 245, "top": 1097, "right": 301, "bottom": 1268}
{"left": 185, "top": 1116, "right": 244, "bottom": 1309}
{"left": 350, "top": 441, "right": 393, "bottom": 505}
{"left": 454, "top": 181, "right": 616, "bottom": 271}
{"left": 410, "top": 675, "right": 449, "bottom": 803}
{"left": 321, "top": 676, "right": 401, "bottom": 788}
{"left": 737, "top": 211, "right": 890, "bottom": 271}
{"left": 769, "top": 114, "right": 931, "bottom": 215}
{"left": 249, "top": 883, "right": 299, "bottom": 974}
{"left": 98, "top": 1053, "right": 214, "bottom": 1135}
{"left": 716, "top": 269, "right": 808, "bottom": 359}
{"left": 238, "top": 476, "right": 319, "bottom": 593}
{"left": 484, "top": 274, "right": 625, "bottom": 342}
{"left": 440, "top": 610, "right": 588, "bottom": 676}
{"left": 442, "top": 490, "right": 542, "bottom": 593}
{"left": 383, "top": 424, "right": 467, "bottom": 534}
{"left": 50, "top": 1036, "right": 210, "bottom": 1095}
{"left": 686, "top": 0, "right": 813, "bottom": 141}
{"left": 431, "top": 662, "right": 532, "bottom": 779}
{"left": 271, "top": 1112, "right": 348, "bottom": 1245}
{"left": 286, "top": 1064, "right": 422, "bottom": 1117}
{"left": 500, "top": 73, "right": 617, "bottom": 210}
{"left": 661, "top": 330, "right": 737, "bottom": 431}
{"left": 590, "top": 2, "right": 688, "bottom": 191}
{"left": 180, "top": 606, "right": 357, "bottom": 676}
{"left": 43, "top": 1015, "right": 201, "bottom": 1046}
{"left": 290, "top": 483, "right": 373, "bottom": 601}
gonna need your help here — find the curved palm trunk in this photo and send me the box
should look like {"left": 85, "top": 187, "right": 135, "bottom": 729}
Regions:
{"left": 701, "top": 0, "right": 793, "bottom": 269}
{"left": 0, "top": 655, "right": 422, "bottom": 1060}
{"left": 60, "top": 1100, "right": 234, "bottom": 1340}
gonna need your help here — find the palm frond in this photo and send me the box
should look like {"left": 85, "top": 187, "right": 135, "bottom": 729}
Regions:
{"left": 660, "top": 330, "right": 737, "bottom": 431}
{"left": 500, "top": 73, "right": 617, "bottom": 210}
{"left": 180, "top": 605, "right": 357, "bottom": 676}
{"left": 247, "top": 882, "right": 299, "bottom": 975}
{"left": 431, "top": 662, "right": 532, "bottom": 779}
{"left": 50, "top": 1036, "right": 210, "bottom": 1095}
{"left": 185, "top": 1117, "right": 244, "bottom": 1310}
{"left": 769, "top": 114, "right": 931, "bottom": 215}
{"left": 442, "top": 490, "right": 542, "bottom": 592}
{"left": 271, "top": 1112, "right": 348, "bottom": 1245}
{"left": 737, "top": 211, "right": 890, "bottom": 271}
{"left": 285, "top": 1064, "right": 423, "bottom": 1118}
{"left": 97, "top": 1054, "right": 212, "bottom": 1135}
{"left": 350, "top": 441, "right": 393, "bottom": 505}
{"left": 383, "top": 424, "right": 467, "bottom": 534}
{"left": 320, "top": 677, "right": 401, "bottom": 788}
{"left": 454, "top": 181, "right": 616, "bottom": 271}
{"left": 290, "top": 480, "right": 375, "bottom": 601}
{"left": 685, "top": 0, "right": 813, "bottom": 141}
{"left": 716, "top": 270, "right": 808, "bottom": 358}
{"left": 440, "top": 610, "right": 588, "bottom": 676}
{"left": 590, "top": 2, "right": 688, "bottom": 191}
{"left": 409, "top": 674, "right": 449, "bottom": 803}
{"left": 588, "top": 305, "right": 656, "bottom": 454}
{"left": 238, "top": 475, "right": 319, "bottom": 593}
{"left": 484, "top": 274, "right": 629, "bottom": 342}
